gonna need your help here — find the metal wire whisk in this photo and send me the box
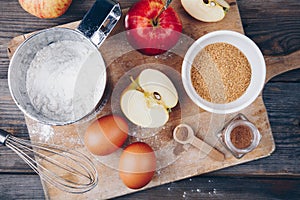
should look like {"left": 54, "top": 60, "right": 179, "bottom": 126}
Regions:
{"left": 0, "top": 129, "right": 98, "bottom": 194}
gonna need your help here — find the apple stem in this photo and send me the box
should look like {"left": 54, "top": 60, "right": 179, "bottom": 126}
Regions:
{"left": 130, "top": 76, "right": 144, "bottom": 93}
{"left": 153, "top": 0, "right": 173, "bottom": 25}
{"left": 153, "top": 9, "right": 164, "bottom": 25}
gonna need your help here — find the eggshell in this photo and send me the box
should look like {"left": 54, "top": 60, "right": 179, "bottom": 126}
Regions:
{"left": 84, "top": 115, "right": 128, "bottom": 156}
{"left": 119, "top": 142, "right": 156, "bottom": 189}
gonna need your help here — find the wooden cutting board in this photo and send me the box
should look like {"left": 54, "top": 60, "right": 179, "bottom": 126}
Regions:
{"left": 7, "top": 0, "right": 300, "bottom": 199}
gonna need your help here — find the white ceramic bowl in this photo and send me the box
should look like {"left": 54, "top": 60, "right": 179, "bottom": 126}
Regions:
{"left": 182, "top": 30, "right": 266, "bottom": 114}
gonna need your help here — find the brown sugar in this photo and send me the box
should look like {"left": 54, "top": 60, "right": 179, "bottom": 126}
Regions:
{"left": 191, "top": 42, "right": 251, "bottom": 103}
{"left": 230, "top": 125, "right": 253, "bottom": 149}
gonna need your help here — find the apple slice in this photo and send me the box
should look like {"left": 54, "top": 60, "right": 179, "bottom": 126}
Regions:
{"left": 120, "top": 69, "right": 178, "bottom": 128}
{"left": 181, "top": 0, "right": 230, "bottom": 22}
{"left": 121, "top": 90, "right": 169, "bottom": 128}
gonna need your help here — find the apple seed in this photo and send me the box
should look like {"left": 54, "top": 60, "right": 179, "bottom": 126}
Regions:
{"left": 210, "top": 1, "right": 216, "bottom": 6}
{"left": 153, "top": 92, "right": 161, "bottom": 100}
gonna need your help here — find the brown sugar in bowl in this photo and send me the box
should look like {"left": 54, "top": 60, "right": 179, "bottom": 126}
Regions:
{"left": 190, "top": 42, "right": 252, "bottom": 104}
{"left": 182, "top": 30, "right": 266, "bottom": 114}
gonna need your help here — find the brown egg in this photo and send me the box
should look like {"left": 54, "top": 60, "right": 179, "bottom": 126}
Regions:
{"left": 84, "top": 115, "right": 128, "bottom": 156}
{"left": 119, "top": 142, "right": 156, "bottom": 189}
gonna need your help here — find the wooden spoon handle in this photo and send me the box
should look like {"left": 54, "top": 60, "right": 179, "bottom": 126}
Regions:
{"left": 191, "top": 137, "right": 225, "bottom": 162}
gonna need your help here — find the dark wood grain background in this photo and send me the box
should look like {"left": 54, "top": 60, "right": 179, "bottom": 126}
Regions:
{"left": 0, "top": 0, "right": 299, "bottom": 199}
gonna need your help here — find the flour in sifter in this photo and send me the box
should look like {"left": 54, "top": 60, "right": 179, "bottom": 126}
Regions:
{"left": 26, "top": 40, "right": 106, "bottom": 122}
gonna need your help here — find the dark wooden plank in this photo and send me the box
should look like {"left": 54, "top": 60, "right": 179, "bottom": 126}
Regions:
{"left": 0, "top": 174, "right": 45, "bottom": 199}
{"left": 270, "top": 69, "right": 300, "bottom": 82}
{"left": 0, "top": 79, "right": 27, "bottom": 136}
{"left": 115, "top": 176, "right": 300, "bottom": 199}
{"left": 0, "top": 147, "right": 33, "bottom": 173}
{"left": 237, "top": 0, "right": 300, "bottom": 56}
{"left": 0, "top": 174, "right": 299, "bottom": 199}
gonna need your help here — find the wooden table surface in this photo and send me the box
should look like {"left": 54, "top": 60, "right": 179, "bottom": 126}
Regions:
{"left": 0, "top": 0, "right": 299, "bottom": 199}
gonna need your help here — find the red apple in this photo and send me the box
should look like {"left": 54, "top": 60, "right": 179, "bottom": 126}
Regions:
{"left": 125, "top": 0, "right": 182, "bottom": 56}
{"left": 19, "top": 0, "right": 72, "bottom": 19}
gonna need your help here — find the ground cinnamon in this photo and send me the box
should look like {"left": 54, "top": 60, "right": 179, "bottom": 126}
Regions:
{"left": 176, "top": 127, "right": 189, "bottom": 141}
{"left": 230, "top": 125, "right": 253, "bottom": 149}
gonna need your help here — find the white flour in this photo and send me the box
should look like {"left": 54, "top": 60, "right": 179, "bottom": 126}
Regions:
{"left": 26, "top": 40, "right": 105, "bottom": 122}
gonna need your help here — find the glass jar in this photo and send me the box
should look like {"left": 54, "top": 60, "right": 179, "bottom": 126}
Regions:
{"left": 218, "top": 113, "right": 261, "bottom": 158}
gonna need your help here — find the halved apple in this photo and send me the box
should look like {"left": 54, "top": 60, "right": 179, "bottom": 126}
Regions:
{"left": 120, "top": 69, "right": 178, "bottom": 128}
{"left": 181, "top": 0, "right": 230, "bottom": 22}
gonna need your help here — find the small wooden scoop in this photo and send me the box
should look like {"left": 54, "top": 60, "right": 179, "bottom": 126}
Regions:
{"left": 173, "top": 124, "right": 225, "bottom": 162}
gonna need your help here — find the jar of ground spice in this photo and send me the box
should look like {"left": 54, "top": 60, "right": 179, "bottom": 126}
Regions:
{"left": 218, "top": 114, "right": 261, "bottom": 158}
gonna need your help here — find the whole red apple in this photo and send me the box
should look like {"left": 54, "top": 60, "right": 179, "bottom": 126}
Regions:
{"left": 19, "top": 0, "right": 72, "bottom": 19}
{"left": 125, "top": 0, "right": 182, "bottom": 56}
